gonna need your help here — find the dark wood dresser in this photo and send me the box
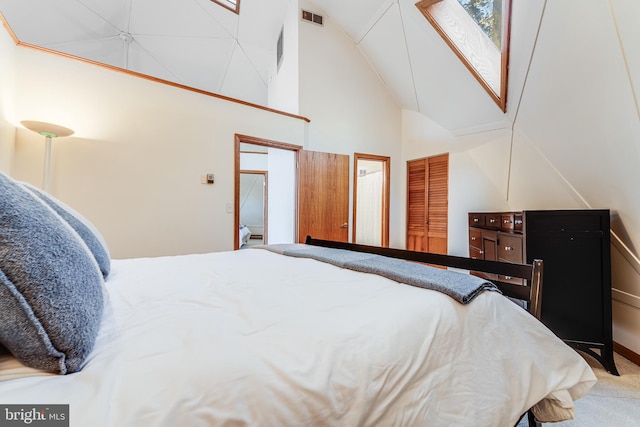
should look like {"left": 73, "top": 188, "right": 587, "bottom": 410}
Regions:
{"left": 468, "top": 209, "right": 618, "bottom": 375}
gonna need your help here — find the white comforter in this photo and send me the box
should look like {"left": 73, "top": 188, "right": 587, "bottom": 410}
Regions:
{"left": 0, "top": 248, "right": 596, "bottom": 426}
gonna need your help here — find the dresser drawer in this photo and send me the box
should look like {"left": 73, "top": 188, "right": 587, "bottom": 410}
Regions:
{"left": 525, "top": 210, "right": 607, "bottom": 233}
{"left": 469, "top": 246, "right": 483, "bottom": 260}
{"left": 469, "top": 229, "right": 482, "bottom": 250}
{"left": 497, "top": 233, "right": 523, "bottom": 263}
{"left": 514, "top": 213, "right": 524, "bottom": 232}
{"left": 485, "top": 214, "right": 501, "bottom": 229}
{"left": 501, "top": 213, "right": 516, "bottom": 231}
{"left": 468, "top": 213, "right": 485, "bottom": 227}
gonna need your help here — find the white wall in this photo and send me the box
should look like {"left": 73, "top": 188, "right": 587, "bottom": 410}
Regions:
{"left": 3, "top": 10, "right": 403, "bottom": 256}
{"left": 240, "top": 152, "right": 268, "bottom": 171}
{"left": 7, "top": 46, "right": 307, "bottom": 259}
{"left": 267, "top": 147, "right": 296, "bottom": 243}
{"left": 267, "top": 0, "right": 300, "bottom": 114}
{"left": 298, "top": 0, "right": 404, "bottom": 247}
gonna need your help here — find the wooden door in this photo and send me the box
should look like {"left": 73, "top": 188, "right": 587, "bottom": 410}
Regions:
{"left": 298, "top": 151, "right": 350, "bottom": 242}
{"left": 406, "top": 154, "right": 448, "bottom": 254}
{"left": 406, "top": 158, "right": 428, "bottom": 251}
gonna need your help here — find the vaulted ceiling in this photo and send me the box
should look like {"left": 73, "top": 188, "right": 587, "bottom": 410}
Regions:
{"left": 0, "top": 0, "right": 526, "bottom": 133}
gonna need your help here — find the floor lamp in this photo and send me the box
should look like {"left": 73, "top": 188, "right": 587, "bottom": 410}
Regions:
{"left": 21, "top": 120, "right": 75, "bottom": 193}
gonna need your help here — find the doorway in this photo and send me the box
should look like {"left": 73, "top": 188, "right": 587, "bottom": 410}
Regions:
{"left": 234, "top": 135, "right": 302, "bottom": 250}
{"left": 353, "top": 153, "right": 390, "bottom": 247}
{"left": 239, "top": 171, "right": 267, "bottom": 248}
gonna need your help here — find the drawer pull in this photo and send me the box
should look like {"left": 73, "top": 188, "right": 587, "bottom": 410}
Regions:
{"left": 504, "top": 246, "right": 514, "bottom": 251}
{"left": 503, "top": 219, "right": 512, "bottom": 224}
{"left": 489, "top": 218, "right": 497, "bottom": 223}
{"left": 473, "top": 218, "right": 479, "bottom": 222}
{"left": 515, "top": 220, "right": 523, "bottom": 225}
{"left": 505, "top": 276, "right": 512, "bottom": 280}
{"left": 479, "top": 250, "right": 484, "bottom": 254}
{"left": 471, "top": 236, "right": 477, "bottom": 241}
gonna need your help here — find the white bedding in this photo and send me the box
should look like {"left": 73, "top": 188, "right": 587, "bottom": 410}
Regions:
{"left": 239, "top": 224, "right": 252, "bottom": 245}
{"left": 0, "top": 248, "right": 596, "bottom": 426}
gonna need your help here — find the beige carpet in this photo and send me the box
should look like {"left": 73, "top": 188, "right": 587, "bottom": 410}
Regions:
{"left": 518, "top": 352, "right": 640, "bottom": 426}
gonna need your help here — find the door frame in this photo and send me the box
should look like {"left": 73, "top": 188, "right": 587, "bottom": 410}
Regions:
{"left": 239, "top": 170, "right": 268, "bottom": 245}
{"left": 352, "top": 153, "right": 390, "bottom": 247}
{"left": 234, "top": 134, "right": 302, "bottom": 250}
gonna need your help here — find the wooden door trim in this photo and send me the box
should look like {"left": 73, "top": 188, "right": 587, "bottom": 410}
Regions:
{"left": 239, "top": 170, "right": 268, "bottom": 244}
{"left": 352, "top": 153, "right": 390, "bottom": 247}
{"left": 234, "top": 134, "right": 302, "bottom": 250}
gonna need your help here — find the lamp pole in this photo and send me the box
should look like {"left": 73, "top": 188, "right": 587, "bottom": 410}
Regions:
{"left": 42, "top": 133, "right": 54, "bottom": 192}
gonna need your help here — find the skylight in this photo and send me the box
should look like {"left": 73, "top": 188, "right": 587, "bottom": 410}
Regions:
{"left": 416, "top": 0, "right": 511, "bottom": 112}
{"left": 457, "top": 0, "right": 502, "bottom": 49}
{"left": 211, "top": 0, "right": 240, "bottom": 14}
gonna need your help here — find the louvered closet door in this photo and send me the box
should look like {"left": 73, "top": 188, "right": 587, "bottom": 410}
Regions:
{"left": 406, "top": 154, "right": 448, "bottom": 254}
{"left": 407, "top": 159, "right": 428, "bottom": 251}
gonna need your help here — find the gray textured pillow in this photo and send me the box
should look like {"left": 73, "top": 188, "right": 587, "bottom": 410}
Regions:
{"left": 22, "top": 182, "right": 111, "bottom": 278}
{"left": 0, "top": 172, "right": 105, "bottom": 374}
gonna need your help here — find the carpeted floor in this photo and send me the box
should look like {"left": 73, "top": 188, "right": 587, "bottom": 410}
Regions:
{"left": 517, "top": 351, "right": 640, "bottom": 427}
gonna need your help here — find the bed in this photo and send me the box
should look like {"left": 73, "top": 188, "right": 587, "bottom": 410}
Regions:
{"left": 0, "top": 172, "right": 596, "bottom": 427}
{"left": 239, "top": 223, "right": 252, "bottom": 246}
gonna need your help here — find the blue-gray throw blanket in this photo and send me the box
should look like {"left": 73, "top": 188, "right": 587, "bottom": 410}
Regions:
{"left": 255, "top": 244, "right": 499, "bottom": 304}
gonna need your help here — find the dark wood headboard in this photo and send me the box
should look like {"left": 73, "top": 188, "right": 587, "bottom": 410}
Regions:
{"left": 305, "top": 236, "right": 544, "bottom": 320}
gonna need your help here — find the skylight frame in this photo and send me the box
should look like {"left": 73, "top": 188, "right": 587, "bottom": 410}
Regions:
{"left": 210, "top": 0, "right": 240, "bottom": 15}
{"left": 416, "top": 0, "right": 511, "bottom": 112}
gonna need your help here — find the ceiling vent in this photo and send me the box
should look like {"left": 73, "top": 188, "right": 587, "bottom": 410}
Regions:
{"left": 301, "top": 10, "right": 323, "bottom": 26}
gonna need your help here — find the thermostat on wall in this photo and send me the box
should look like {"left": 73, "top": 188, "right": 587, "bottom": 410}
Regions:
{"left": 200, "top": 173, "right": 215, "bottom": 184}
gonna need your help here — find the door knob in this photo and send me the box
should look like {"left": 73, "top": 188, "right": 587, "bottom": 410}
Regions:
{"left": 341, "top": 223, "right": 348, "bottom": 228}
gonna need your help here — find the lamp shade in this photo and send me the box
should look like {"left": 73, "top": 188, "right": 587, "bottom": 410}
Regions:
{"left": 20, "top": 120, "right": 75, "bottom": 193}
{"left": 21, "top": 120, "right": 74, "bottom": 138}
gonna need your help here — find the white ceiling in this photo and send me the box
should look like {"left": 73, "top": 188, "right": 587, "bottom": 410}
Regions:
{"left": 0, "top": 0, "right": 520, "bottom": 133}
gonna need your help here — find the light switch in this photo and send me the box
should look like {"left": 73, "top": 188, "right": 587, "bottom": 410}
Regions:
{"left": 200, "top": 173, "right": 215, "bottom": 184}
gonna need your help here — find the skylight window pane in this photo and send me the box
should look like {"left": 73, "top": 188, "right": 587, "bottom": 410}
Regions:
{"left": 416, "top": 0, "right": 511, "bottom": 112}
{"left": 211, "top": 0, "right": 239, "bottom": 14}
{"left": 456, "top": 0, "right": 502, "bottom": 50}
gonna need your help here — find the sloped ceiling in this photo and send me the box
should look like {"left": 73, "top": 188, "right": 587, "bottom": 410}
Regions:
{"left": 0, "top": 0, "right": 521, "bottom": 134}
{"left": 0, "top": 0, "right": 290, "bottom": 107}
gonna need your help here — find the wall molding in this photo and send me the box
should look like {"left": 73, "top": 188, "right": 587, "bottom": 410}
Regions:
{"left": 614, "top": 341, "right": 640, "bottom": 367}
{"left": 612, "top": 230, "right": 640, "bottom": 275}
{"left": 612, "top": 288, "right": 640, "bottom": 309}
